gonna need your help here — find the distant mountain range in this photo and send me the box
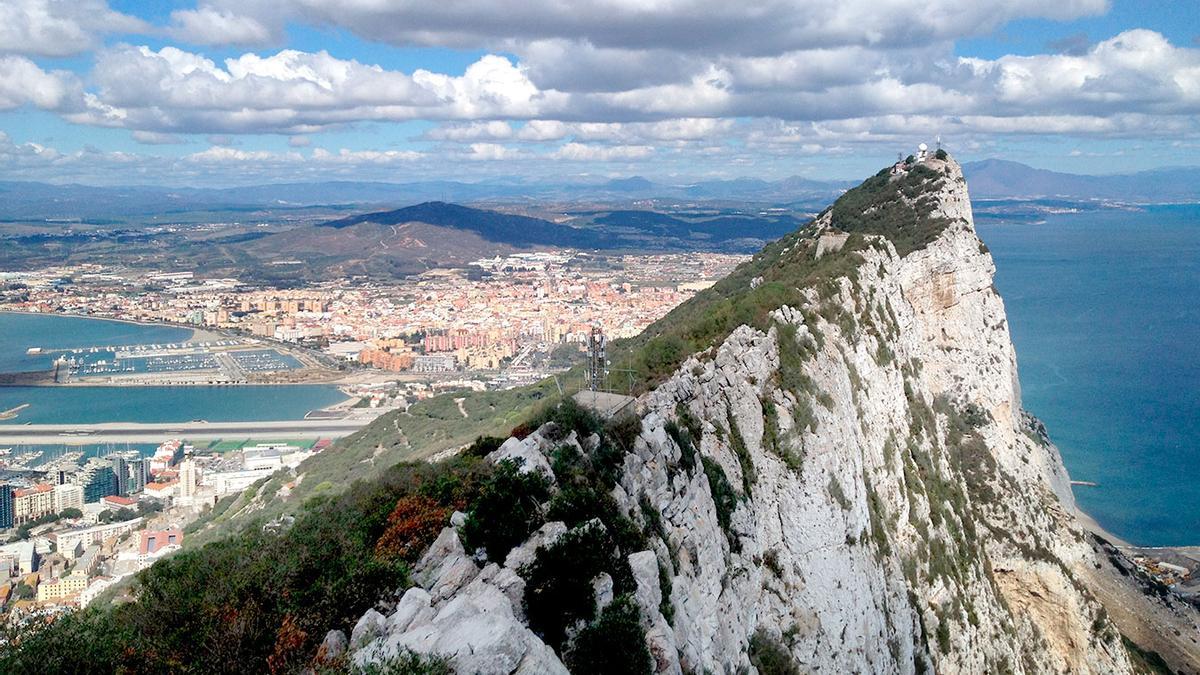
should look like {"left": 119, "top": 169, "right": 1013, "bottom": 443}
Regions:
{"left": 235, "top": 201, "right": 806, "bottom": 278}
{"left": 961, "top": 159, "right": 1200, "bottom": 202}
{"left": 2, "top": 160, "right": 1198, "bottom": 223}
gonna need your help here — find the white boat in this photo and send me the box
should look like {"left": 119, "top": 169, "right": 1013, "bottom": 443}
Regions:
{"left": 25, "top": 347, "right": 42, "bottom": 355}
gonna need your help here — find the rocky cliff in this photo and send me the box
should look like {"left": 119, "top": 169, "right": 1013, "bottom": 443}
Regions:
{"left": 341, "top": 157, "right": 1172, "bottom": 674}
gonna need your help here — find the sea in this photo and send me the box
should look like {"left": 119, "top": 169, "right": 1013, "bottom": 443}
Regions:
{"left": 0, "top": 313, "right": 347, "bottom": 425}
{"left": 977, "top": 203, "right": 1200, "bottom": 547}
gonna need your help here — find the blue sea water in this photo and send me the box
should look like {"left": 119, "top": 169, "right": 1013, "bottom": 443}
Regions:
{"left": 0, "top": 312, "right": 347, "bottom": 424}
{"left": 977, "top": 204, "right": 1200, "bottom": 547}
{"left": 0, "top": 385, "right": 349, "bottom": 425}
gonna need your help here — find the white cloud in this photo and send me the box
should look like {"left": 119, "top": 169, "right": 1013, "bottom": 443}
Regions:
{"left": 552, "top": 143, "right": 653, "bottom": 161}
{"left": 0, "top": 0, "right": 147, "bottom": 57}
{"left": 131, "top": 130, "right": 185, "bottom": 145}
{"left": 962, "top": 30, "right": 1200, "bottom": 116}
{"left": 467, "top": 143, "right": 521, "bottom": 160}
{"left": 187, "top": 146, "right": 293, "bottom": 162}
{"left": 67, "top": 46, "right": 565, "bottom": 134}
{"left": 168, "top": 6, "right": 277, "bottom": 47}
{"left": 425, "top": 121, "right": 516, "bottom": 141}
{"left": 311, "top": 147, "right": 423, "bottom": 163}
{"left": 0, "top": 56, "right": 81, "bottom": 111}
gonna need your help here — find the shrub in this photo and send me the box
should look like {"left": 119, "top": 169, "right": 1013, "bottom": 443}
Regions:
{"left": 462, "top": 459, "right": 551, "bottom": 562}
{"left": 523, "top": 522, "right": 628, "bottom": 649}
{"left": 702, "top": 457, "right": 740, "bottom": 552}
{"left": 461, "top": 435, "right": 504, "bottom": 459}
{"left": 374, "top": 495, "right": 450, "bottom": 561}
{"left": 749, "top": 628, "right": 800, "bottom": 675}
{"left": 635, "top": 334, "right": 689, "bottom": 385}
{"left": 935, "top": 148, "right": 948, "bottom": 161}
{"left": 564, "top": 596, "right": 653, "bottom": 675}
{"left": 829, "top": 163, "right": 951, "bottom": 256}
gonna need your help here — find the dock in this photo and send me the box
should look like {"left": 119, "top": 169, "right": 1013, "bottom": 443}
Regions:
{"left": 0, "top": 403, "right": 29, "bottom": 421}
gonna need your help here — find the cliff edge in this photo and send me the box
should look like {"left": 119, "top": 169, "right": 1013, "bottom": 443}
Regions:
{"left": 343, "top": 156, "right": 1197, "bottom": 674}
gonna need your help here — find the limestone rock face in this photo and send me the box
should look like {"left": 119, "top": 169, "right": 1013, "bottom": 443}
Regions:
{"left": 347, "top": 158, "right": 1145, "bottom": 674}
{"left": 353, "top": 527, "right": 570, "bottom": 675}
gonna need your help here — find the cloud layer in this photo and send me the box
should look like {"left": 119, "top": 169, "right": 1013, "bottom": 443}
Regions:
{"left": 2, "top": 0, "right": 1199, "bottom": 183}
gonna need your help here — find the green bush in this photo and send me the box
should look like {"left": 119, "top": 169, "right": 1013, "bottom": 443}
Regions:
{"left": 564, "top": 596, "right": 653, "bottom": 675}
{"left": 749, "top": 628, "right": 800, "bottom": 675}
{"left": 523, "top": 522, "right": 631, "bottom": 650}
{"left": 462, "top": 459, "right": 551, "bottom": 562}
{"left": 702, "top": 457, "right": 740, "bottom": 552}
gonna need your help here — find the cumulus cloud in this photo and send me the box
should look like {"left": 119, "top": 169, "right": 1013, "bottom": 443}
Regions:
{"left": 66, "top": 46, "right": 565, "bottom": 134}
{"left": 0, "top": 56, "right": 81, "bottom": 111}
{"left": 187, "top": 146, "right": 294, "bottom": 162}
{"left": 962, "top": 30, "right": 1200, "bottom": 117}
{"left": 0, "top": 0, "right": 147, "bottom": 57}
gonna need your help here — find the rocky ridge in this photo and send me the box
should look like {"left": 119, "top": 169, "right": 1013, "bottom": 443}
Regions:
{"left": 343, "top": 157, "right": 1183, "bottom": 673}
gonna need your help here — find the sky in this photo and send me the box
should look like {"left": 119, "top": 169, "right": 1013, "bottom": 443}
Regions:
{"left": 0, "top": 0, "right": 1197, "bottom": 186}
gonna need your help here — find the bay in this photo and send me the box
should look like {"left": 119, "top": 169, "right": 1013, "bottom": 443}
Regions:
{"left": 978, "top": 204, "right": 1200, "bottom": 547}
{"left": 0, "top": 312, "right": 347, "bottom": 424}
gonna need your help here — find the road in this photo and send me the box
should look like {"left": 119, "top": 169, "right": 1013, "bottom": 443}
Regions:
{"left": 0, "top": 418, "right": 373, "bottom": 444}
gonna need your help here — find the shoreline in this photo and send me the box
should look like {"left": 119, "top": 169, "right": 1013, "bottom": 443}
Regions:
{"left": 1073, "top": 504, "right": 1134, "bottom": 548}
{"left": 0, "top": 308, "right": 210, "bottom": 342}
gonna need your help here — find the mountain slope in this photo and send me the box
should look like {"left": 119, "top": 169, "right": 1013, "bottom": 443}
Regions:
{"left": 320, "top": 201, "right": 602, "bottom": 248}
{"left": 341, "top": 156, "right": 1197, "bottom": 673}
{"left": 8, "top": 156, "right": 1196, "bottom": 673}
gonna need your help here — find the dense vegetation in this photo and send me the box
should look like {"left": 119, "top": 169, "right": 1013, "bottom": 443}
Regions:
{"left": 829, "top": 164, "right": 952, "bottom": 256}
{"left": 606, "top": 159, "right": 953, "bottom": 391}
{"left": 0, "top": 453, "right": 495, "bottom": 673}
{"left": 0, "top": 399, "right": 665, "bottom": 674}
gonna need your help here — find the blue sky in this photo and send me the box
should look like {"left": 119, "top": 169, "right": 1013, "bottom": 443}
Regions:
{"left": 0, "top": 0, "right": 1197, "bottom": 185}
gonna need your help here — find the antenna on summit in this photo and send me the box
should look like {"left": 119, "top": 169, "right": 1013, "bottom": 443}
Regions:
{"left": 936, "top": 135, "right": 942, "bottom": 151}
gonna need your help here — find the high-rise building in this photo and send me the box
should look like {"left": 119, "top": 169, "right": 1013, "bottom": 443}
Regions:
{"left": 179, "top": 459, "right": 198, "bottom": 501}
{"left": 112, "top": 456, "right": 129, "bottom": 497}
{"left": 127, "top": 458, "right": 150, "bottom": 495}
{"left": 79, "top": 459, "right": 118, "bottom": 503}
{"left": 0, "top": 484, "right": 13, "bottom": 529}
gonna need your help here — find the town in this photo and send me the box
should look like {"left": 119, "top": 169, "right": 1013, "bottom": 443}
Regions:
{"left": 0, "top": 436, "right": 328, "bottom": 612}
{"left": 0, "top": 250, "right": 744, "bottom": 392}
{"left": 0, "top": 248, "right": 745, "bottom": 615}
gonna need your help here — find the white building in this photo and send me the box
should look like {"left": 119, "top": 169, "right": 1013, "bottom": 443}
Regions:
{"left": 179, "top": 459, "right": 199, "bottom": 503}
{"left": 52, "top": 484, "right": 85, "bottom": 513}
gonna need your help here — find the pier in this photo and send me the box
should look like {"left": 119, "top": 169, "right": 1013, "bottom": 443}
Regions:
{"left": 0, "top": 403, "right": 29, "bottom": 420}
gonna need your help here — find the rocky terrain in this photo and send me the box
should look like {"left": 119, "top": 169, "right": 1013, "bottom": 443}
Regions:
{"left": 328, "top": 157, "right": 1199, "bottom": 673}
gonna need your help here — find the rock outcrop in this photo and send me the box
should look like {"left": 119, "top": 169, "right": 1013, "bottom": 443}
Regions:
{"left": 348, "top": 157, "right": 1163, "bottom": 673}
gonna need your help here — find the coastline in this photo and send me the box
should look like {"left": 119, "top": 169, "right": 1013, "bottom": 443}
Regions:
{"left": 0, "top": 309, "right": 212, "bottom": 343}
{"left": 1074, "top": 503, "right": 1133, "bottom": 548}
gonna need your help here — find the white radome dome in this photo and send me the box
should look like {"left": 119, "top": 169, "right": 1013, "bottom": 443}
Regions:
{"left": 918, "top": 142, "right": 928, "bottom": 151}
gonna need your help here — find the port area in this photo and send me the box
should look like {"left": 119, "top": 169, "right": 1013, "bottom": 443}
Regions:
{"left": 6, "top": 337, "right": 342, "bottom": 386}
